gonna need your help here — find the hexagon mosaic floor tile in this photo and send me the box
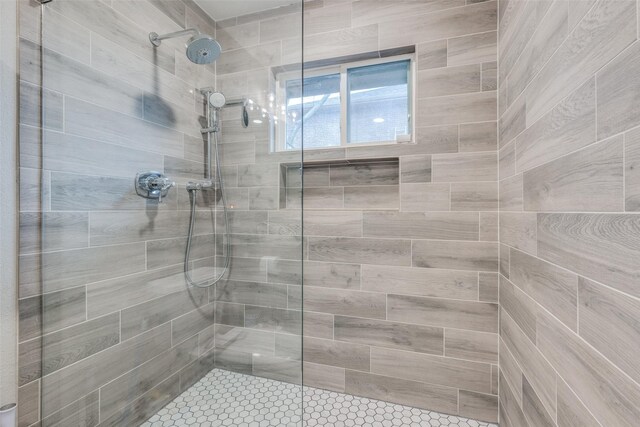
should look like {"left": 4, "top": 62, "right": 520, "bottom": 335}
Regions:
{"left": 142, "top": 369, "right": 498, "bottom": 427}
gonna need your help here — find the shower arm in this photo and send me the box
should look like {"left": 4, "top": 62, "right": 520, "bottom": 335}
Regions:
{"left": 149, "top": 29, "right": 200, "bottom": 47}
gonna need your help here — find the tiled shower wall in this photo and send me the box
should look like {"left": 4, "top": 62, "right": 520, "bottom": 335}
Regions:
{"left": 213, "top": 0, "right": 500, "bottom": 422}
{"left": 16, "top": 1, "right": 225, "bottom": 425}
{"left": 497, "top": 0, "right": 640, "bottom": 425}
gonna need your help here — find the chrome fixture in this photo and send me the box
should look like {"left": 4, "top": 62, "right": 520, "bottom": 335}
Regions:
{"left": 149, "top": 28, "right": 221, "bottom": 64}
{"left": 183, "top": 89, "right": 231, "bottom": 288}
{"left": 135, "top": 171, "right": 174, "bottom": 203}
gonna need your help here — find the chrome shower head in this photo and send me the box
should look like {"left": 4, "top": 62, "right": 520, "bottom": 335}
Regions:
{"left": 186, "top": 34, "right": 221, "bottom": 64}
{"left": 149, "top": 29, "right": 221, "bottom": 65}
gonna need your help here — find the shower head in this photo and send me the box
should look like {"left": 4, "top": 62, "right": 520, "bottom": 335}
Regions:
{"left": 186, "top": 34, "right": 221, "bottom": 64}
{"left": 149, "top": 29, "right": 221, "bottom": 65}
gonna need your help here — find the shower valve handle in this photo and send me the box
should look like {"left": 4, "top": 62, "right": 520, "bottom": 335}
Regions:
{"left": 135, "top": 172, "right": 175, "bottom": 203}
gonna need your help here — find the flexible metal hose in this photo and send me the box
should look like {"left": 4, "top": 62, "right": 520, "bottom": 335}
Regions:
{"left": 184, "top": 129, "right": 231, "bottom": 288}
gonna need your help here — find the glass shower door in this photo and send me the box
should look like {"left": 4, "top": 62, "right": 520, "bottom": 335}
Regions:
{"left": 20, "top": 0, "right": 303, "bottom": 425}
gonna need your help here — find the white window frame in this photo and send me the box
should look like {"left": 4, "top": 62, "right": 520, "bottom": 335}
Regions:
{"left": 274, "top": 54, "right": 416, "bottom": 152}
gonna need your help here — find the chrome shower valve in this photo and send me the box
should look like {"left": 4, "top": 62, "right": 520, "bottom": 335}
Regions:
{"left": 135, "top": 171, "right": 175, "bottom": 203}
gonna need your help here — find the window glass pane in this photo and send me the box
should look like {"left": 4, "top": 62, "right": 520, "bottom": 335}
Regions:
{"left": 284, "top": 73, "right": 341, "bottom": 150}
{"left": 347, "top": 60, "right": 410, "bottom": 144}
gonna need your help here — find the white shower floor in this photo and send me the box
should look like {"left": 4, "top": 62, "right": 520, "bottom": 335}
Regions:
{"left": 142, "top": 369, "right": 498, "bottom": 427}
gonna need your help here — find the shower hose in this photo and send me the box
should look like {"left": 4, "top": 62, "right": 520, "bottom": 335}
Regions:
{"left": 184, "top": 129, "right": 231, "bottom": 288}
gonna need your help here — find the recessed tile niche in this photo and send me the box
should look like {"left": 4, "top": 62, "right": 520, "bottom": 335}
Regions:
{"left": 280, "top": 158, "right": 400, "bottom": 210}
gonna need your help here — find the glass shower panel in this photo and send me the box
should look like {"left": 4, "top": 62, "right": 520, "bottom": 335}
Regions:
{"left": 33, "top": 1, "right": 303, "bottom": 425}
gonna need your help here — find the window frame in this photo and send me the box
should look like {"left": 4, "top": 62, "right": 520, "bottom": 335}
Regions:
{"left": 275, "top": 54, "right": 416, "bottom": 152}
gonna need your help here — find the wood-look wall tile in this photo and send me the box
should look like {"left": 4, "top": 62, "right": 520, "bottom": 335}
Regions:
{"left": 448, "top": 31, "right": 497, "bottom": 66}
{"left": 417, "top": 91, "right": 497, "bottom": 127}
{"left": 351, "top": 0, "right": 465, "bottom": 28}
{"left": 41, "top": 389, "right": 99, "bottom": 427}
{"left": 499, "top": 371, "right": 529, "bottom": 427}
{"left": 400, "top": 183, "right": 450, "bottom": 212}
{"left": 303, "top": 260, "right": 360, "bottom": 289}
{"left": 479, "top": 272, "right": 498, "bottom": 302}
{"left": 501, "top": 309, "right": 557, "bottom": 418}
{"left": 17, "top": 381, "right": 39, "bottom": 427}
{"left": 19, "top": 313, "right": 119, "bottom": 386}
{"left": 303, "top": 337, "right": 370, "bottom": 371}
{"left": 482, "top": 61, "right": 497, "bottom": 91}
{"left": 304, "top": 2, "right": 351, "bottom": 35}
{"left": 19, "top": 212, "right": 88, "bottom": 255}
{"left": 537, "top": 308, "right": 640, "bottom": 426}
{"left": 500, "top": 243, "right": 510, "bottom": 278}
{"left": 499, "top": 212, "right": 537, "bottom": 255}
{"left": 417, "top": 64, "right": 481, "bottom": 98}
{"left": 578, "top": 277, "right": 640, "bottom": 384}
{"left": 252, "top": 354, "right": 301, "bottom": 384}
{"left": 506, "top": 0, "right": 568, "bottom": 105}
{"left": 451, "top": 182, "right": 498, "bottom": 211}
{"left": 100, "top": 336, "right": 198, "bottom": 420}
{"left": 343, "top": 185, "right": 400, "bottom": 209}
{"left": 371, "top": 346, "right": 493, "bottom": 394}
{"left": 523, "top": 136, "right": 624, "bottom": 212}
{"left": 459, "top": 390, "right": 498, "bottom": 422}
{"left": 522, "top": 376, "right": 555, "bottom": 427}
{"left": 345, "top": 370, "right": 459, "bottom": 415}
{"left": 414, "top": 125, "right": 459, "bottom": 154}
{"left": 216, "top": 41, "right": 282, "bottom": 74}
{"left": 444, "top": 329, "right": 497, "bottom": 364}
{"left": 499, "top": 173, "right": 523, "bottom": 211}
{"left": 215, "top": 280, "right": 288, "bottom": 308}
{"left": 304, "top": 24, "right": 378, "bottom": 62}
{"left": 330, "top": 162, "right": 399, "bottom": 186}
{"left": 172, "top": 304, "right": 215, "bottom": 345}
{"left": 214, "top": 325, "right": 275, "bottom": 356}
{"left": 538, "top": 213, "right": 640, "bottom": 299}
{"left": 227, "top": 234, "right": 302, "bottom": 260}
{"left": 363, "top": 211, "right": 479, "bottom": 241}
{"left": 556, "top": 378, "right": 600, "bottom": 427}
{"left": 245, "top": 305, "right": 301, "bottom": 335}
{"left": 303, "top": 362, "right": 345, "bottom": 392}
{"left": 432, "top": 152, "right": 497, "bottom": 182}
{"left": 412, "top": 240, "right": 498, "bottom": 272}
{"left": 417, "top": 40, "right": 447, "bottom": 70}
{"left": 500, "top": 275, "right": 537, "bottom": 343}
{"left": 304, "top": 287, "right": 386, "bottom": 320}
{"left": 303, "top": 311, "right": 334, "bottom": 339}
{"left": 459, "top": 121, "right": 497, "bottom": 153}
{"left": 214, "top": 301, "right": 245, "bottom": 327}
{"left": 41, "top": 324, "right": 171, "bottom": 414}
{"left": 121, "top": 288, "right": 207, "bottom": 340}
{"left": 516, "top": 78, "right": 595, "bottom": 174}
{"left": 378, "top": 1, "right": 496, "bottom": 50}
{"left": 288, "top": 187, "right": 344, "bottom": 209}
{"left": 388, "top": 294, "right": 498, "bottom": 333}
{"left": 480, "top": 212, "right": 499, "bottom": 241}
{"left": 525, "top": 0, "right": 636, "bottom": 124}
{"left": 86, "top": 265, "right": 184, "bottom": 319}
{"left": 625, "top": 126, "right": 640, "bottom": 210}
{"left": 19, "top": 286, "right": 87, "bottom": 342}
{"left": 309, "top": 237, "right": 411, "bottom": 266}
{"left": 64, "top": 97, "right": 184, "bottom": 158}
{"left": 400, "top": 155, "right": 432, "bottom": 183}
{"left": 362, "top": 265, "right": 478, "bottom": 300}
{"left": 335, "top": 315, "right": 443, "bottom": 355}
{"left": 499, "top": 141, "right": 515, "bottom": 179}
{"left": 499, "top": 339, "right": 522, "bottom": 406}
{"left": 597, "top": 40, "right": 640, "bottom": 139}
{"left": 509, "top": 248, "right": 578, "bottom": 331}
{"left": 499, "top": 93, "right": 526, "bottom": 147}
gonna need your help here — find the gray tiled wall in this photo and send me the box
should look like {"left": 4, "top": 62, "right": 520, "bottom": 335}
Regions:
{"left": 498, "top": 0, "right": 640, "bottom": 425}
{"left": 214, "top": 0, "right": 499, "bottom": 423}
{"left": 16, "top": 0, "right": 223, "bottom": 425}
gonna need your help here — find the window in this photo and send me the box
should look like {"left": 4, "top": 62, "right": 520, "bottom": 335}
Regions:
{"left": 276, "top": 56, "right": 414, "bottom": 151}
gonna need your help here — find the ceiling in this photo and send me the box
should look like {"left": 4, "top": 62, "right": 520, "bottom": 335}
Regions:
{"left": 194, "top": 0, "right": 298, "bottom": 21}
